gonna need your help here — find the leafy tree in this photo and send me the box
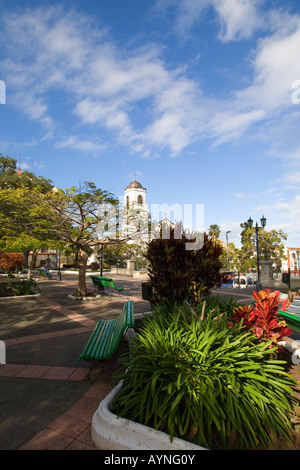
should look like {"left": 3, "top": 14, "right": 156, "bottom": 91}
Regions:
{"left": 0, "top": 182, "right": 132, "bottom": 297}
{"left": 208, "top": 224, "right": 221, "bottom": 241}
{"left": 103, "top": 242, "right": 148, "bottom": 269}
{"left": 219, "top": 241, "right": 236, "bottom": 271}
{"left": 0, "top": 233, "right": 63, "bottom": 278}
{"left": 0, "top": 154, "right": 53, "bottom": 192}
{"left": 240, "top": 222, "right": 287, "bottom": 271}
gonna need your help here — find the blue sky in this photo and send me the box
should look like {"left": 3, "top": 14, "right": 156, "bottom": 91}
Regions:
{"left": 0, "top": 0, "right": 300, "bottom": 248}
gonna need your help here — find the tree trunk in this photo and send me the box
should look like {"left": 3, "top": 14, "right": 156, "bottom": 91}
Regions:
{"left": 75, "top": 247, "right": 89, "bottom": 297}
{"left": 28, "top": 250, "right": 38, "bottom": 279}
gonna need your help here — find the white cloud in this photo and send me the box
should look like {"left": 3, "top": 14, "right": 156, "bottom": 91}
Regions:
{"left": 235, "top": 18, "right": 300, "bottom": 110}
{"left": 1, "top": 2, "right": 300, "bottom": 159}
{"left": 55, "top": 135, "right": 106, "bottom": 153}
{"left": 154, "top": 0, "right": 264, "bottom": 41}
{"left": 213, "top": 0, "right": 264, "bottom": 42}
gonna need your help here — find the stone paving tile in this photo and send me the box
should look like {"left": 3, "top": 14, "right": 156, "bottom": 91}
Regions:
{"left": 47, "top": 414, "right": 89, "bottom": 439}
{"left": 15, "top": 365, "right": 51, "bottom": 378}
{"left": 19, "top": 428, "right": 74, "bottom": 450}
{"left": 41, "top": 366, "right": 78, "bottom": 380}
{"left": 0, "top": 364, "right": 26, "bottom": 376}
{"left": 0, "top": 421, "right": 36, "bottom": 449}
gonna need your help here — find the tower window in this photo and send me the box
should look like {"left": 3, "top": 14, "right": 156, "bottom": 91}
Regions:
{"left": 138, "top": 195, "right": 143, "bottom": 205}
{"left": 126, "top": 196, "right": 129, "bottom": 208}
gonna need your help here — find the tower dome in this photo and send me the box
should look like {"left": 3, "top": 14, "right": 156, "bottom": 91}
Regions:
{"left": 125, "top": 180, "right": 146, "bottom": 190}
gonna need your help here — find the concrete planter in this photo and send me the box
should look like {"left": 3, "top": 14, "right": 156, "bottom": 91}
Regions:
{"left": 0, "top": 293, "right": 40, "bottom": 299}
{"left": 91, "top": 381, "right": 207, "bottom": 451}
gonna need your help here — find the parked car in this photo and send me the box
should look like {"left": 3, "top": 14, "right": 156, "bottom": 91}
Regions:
{"left": 233, "top": 276, "right": 248, "bottom": 288}
{"left": 221, "top": 278, "right": 234, "bottom": 287}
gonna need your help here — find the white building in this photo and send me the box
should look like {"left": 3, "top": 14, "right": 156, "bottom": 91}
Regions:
{"left": 282, "top": 246, "right": 300, "bottom": 273}
{"left": 121, "top": 179, "right": 150, "bottom": 243}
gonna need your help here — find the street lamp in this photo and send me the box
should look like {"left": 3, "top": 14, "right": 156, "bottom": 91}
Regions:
{"left": 57, "top": 250, "right": 62, "bottom": 281}
{"left": 97, "top": 245, "right": 104, "bottom": 277}
{"left": 292, "top": 252, "right": 296, "bottom": 272}
{"left": 226, "top": 231, "right": 231, "bottom": 271}
{"left": 247, "top": 215, "right": 267, "bottom": 291}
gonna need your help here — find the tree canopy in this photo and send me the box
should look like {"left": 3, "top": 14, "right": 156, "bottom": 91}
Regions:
{"left": 0, "top": 154, "right": 53, "bottom": 192}
{"left": 0, "top": 180, "right": 130, "bottom": 296}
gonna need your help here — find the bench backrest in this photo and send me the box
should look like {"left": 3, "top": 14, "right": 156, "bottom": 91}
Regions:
{"left": 115, "top": 300, "right": 135, "bottom": 332}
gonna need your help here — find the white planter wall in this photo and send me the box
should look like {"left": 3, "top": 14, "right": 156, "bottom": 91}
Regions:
{"left": 91, "top": 381, "right": 207, "bottom": 451}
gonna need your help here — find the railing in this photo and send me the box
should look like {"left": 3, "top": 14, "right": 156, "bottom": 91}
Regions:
{"left": 273, "top": 273, "right": 300, "bottom": 279}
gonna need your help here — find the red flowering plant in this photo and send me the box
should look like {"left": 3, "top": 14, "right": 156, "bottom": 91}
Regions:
{"left": 230, "top": 289, "right": 292, "bottom": 352}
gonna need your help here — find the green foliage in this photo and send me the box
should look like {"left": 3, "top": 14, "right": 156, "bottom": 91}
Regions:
{"left": 240, "top": 221, "right": 287, "bottom": 271}
{"left": 202, "top": 292, "right": 239, "bottom": 313}
{"left": 0, "top": 154, "right": 53, "bottom": 192}
{"left": 145, "top": 225, "right": 226, "bottom": 305}
{"left": 7, "top": 277, "right": 40, "bottom": 296}
{"left": 208, "top": 224, "right": 221, "bottom": 240}
{"left": 112, "top": 302, "right": 297, "bottom": 449}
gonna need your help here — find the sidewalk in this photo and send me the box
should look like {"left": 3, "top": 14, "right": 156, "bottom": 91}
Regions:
{"left": 0, "top": 272, "right": 150, "bottom": 450}
{"left": 1, "top": 276, "right": 298, "bottom": 450}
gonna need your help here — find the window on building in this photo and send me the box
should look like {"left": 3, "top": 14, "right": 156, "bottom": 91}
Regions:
{"left": 138, "top": 195, "right": 143, "bottom": 204}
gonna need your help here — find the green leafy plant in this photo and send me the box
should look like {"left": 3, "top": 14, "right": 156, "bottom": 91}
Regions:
{"left": 112, "top": 302, "right": 297, "bottom": 450}
{"left": 7, "top": 277, "right": 40, "bottom": 296}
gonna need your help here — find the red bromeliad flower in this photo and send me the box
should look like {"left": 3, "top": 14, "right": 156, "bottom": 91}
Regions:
{"left": 231, "top": 289, "right": 292, "bottom": 349}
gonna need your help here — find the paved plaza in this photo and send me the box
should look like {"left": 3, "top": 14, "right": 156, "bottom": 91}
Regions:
{"left": 0, "top": 274, "right": 299, "bottom": 450}
{"left": 0, "top": 272, "right": 150, "bottom": 450}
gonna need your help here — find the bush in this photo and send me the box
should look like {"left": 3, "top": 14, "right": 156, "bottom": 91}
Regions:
{"left": 229, "top": 289, "right": 292, "bottom": 353}
{"left": 7, "top": 277, "right": 40, "bottom": 296}
{"left": 87, "top": 262, "right": 100, "bottom": 271}
{"left": 112, "top": 302, "right": 297, "bottom": 449}
{"left": 145, "top": 225, "right": 227, "bottom": 305}
{"left": 0, "top": 252, "right": 24, "bottom": 271}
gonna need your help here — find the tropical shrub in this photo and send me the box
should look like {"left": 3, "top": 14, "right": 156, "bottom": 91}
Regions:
{"left": 229, "top": 289, "right": 292, "bottom": 352}
{"left": 112, "top": 302, "right": 297, "bottom": 449}
{"left": 7, "top": 277, "right": 40, "bottom": 296}
{"left": 145, "top": 225, "right": 227, "bottom": 305}
{"left": 0, "top": 252, "right": 24, "bottom": 271}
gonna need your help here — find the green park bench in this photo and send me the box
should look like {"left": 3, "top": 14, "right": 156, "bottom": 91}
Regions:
{"left": 90, "top": 275, "right": 124, "bottom": 291}
{"left": 278, "top": 309, "right": 300, "bottom": 334}
{"left": 78, "top": 300, "right": 135, "bottom": 362}
{"left": 36, "top": 268, "right": 52, "bottom": 279}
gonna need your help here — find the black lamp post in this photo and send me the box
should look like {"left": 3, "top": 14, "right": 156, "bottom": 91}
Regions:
{"left": 247, "top": 215, "right": 267, "bottom": 291}
{"left": 226, "top": 230, "right": 231, "bottom": 271}
{"left": 98, "top": 245, "right": 104, "bottom": 277}
{"left": 57, "top": 250, "right": 62, "bottom": 281}
{"left": 292, "top": 252, "right": 296, "bottom": 272}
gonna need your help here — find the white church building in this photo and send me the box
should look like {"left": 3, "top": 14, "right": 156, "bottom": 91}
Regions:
{"left": 121, "top": 179, "right": 150, "bottom": 243}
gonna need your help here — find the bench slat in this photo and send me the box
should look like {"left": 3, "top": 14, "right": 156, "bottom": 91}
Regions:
{"left": 87, "top": 321, "right": 115, "bottom": 358}
{"left": 78, "top": 300, "right": 134, "bottom": 362}
{"left": 90, "top": 276, "right": 124, "bottom": 291}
